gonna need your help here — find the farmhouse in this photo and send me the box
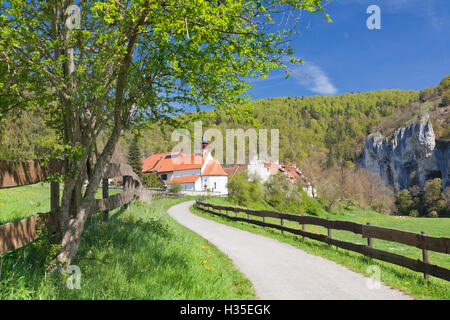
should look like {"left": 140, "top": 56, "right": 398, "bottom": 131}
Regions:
{"left": 142, "top": 136, "right": 228, "bottom": 195}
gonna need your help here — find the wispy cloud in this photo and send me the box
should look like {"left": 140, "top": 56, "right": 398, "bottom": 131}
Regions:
{"left": 292, "top": 61, "right": 338, "bottom": 95}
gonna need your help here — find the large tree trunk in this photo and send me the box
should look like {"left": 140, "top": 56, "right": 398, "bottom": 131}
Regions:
{"left": 56, "top": 123, "right": 122, "bottom": 269}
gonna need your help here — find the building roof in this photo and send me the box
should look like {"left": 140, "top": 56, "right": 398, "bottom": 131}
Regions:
{"left": 142, "top": 152, "right": 207, "bottom": 173}
{"left": 223, "top": 165, "right": 248, "bottom": 177}
{"left": 168, "top": 175, "right": 200, "bottom": 184}
{"left": 202, "top": 159, "right": 227, "bottom": 176}
{"left": 263, "top": 162, "right": 280, "bottom": 174}
{"left": 281, "top": 165, "right": 310, "bottom": 186}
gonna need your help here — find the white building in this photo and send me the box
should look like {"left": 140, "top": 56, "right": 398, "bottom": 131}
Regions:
{"left": 142, "top": 137, "right": 228, "bottom": 195}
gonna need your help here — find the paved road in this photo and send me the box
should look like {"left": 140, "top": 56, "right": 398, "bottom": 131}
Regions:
{"left": 168, "top": 201, "right": 412, "bottom": 300}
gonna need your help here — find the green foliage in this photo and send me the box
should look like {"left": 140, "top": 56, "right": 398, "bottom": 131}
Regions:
{"left": 423, "top": 178, "right": 443, "bottom": 215}
{"left": 396, "top": 189, "right": 414, "bottom": 216}
{"left": 227, "top": 172, "right": 263, "bottom": 206}
{"left": 264, "top": 173, "right": 303, "bottom": 212}
{"left": 168, "top": 183, "right": 182, "bottom": 194}
{"left": 409, "top": 209, "right": 419, "bottom": 217}
{"left": 141, "top": 173, "right": 165, "bottom": 188}
{"left": 127, "top": 135, "right": 142, "bottom": 177}
{"left": 132, "top": 89, "right": 419, "bottom": 167}
{"left": 0, "top": 110, "right": 58, "bottom": 160}
{"left": 428, "top": 210, "right": 439, "bottom": 218}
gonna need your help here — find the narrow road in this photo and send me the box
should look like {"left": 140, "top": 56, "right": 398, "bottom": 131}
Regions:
{"left": 168, "top": 201, "right": 412, "bottom": 300}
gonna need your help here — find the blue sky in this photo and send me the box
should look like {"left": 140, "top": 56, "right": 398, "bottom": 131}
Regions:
{"left": 247, "top": 0, "right": 450, "bottom": 100}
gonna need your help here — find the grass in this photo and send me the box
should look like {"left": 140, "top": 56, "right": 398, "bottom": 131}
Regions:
{"left": 191, "top": 197, "right": 450, "bottom": 300}
{"left": 0, "top": 196, "right": 256, "bottom": 299}
{"left": 0, "top": 183, "right": 121, "bottom": 225}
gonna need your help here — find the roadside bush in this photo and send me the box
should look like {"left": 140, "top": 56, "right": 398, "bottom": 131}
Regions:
{"left": 301, "top": 192, "right": 323, "bottom": 216}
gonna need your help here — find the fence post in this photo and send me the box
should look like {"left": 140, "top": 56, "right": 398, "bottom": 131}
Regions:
{"left": 421, "top": 231, "right": 430, "bottom": 281}
{"left": 280, "top": 217, "right": 284, "bottom": 235}
{"left": 366, "top": 222, "right": 372, "bottom": 260}
{"left": 102, "top": 178, "right": 109, "bottom": 223}
{"left": 50, "top": 181, "right": 60, "bottom": 212}
{"left": 327, "top": 217, "right": 332, "bottom": 246}
{"left": 302, "top": 214, "right": 305, "bottom": 241}
{"left": 123, "top": 176, "right": 129, "bottom": 210}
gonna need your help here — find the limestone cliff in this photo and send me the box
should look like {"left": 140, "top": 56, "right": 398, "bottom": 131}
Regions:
{"left": 358, "top": 115, "right": 449, "bottom": 192}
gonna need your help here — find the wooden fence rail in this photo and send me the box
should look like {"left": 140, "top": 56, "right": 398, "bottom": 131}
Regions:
{"left": 0, "top": 161, "right": 142, "bottom": 255}
{"left": 195, "top": 199, "right": 450, "bottom": 282}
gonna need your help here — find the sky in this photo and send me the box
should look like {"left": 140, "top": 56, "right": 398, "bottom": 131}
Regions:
{"left": 247, "top": 0, "right": 450, "bottom": 100}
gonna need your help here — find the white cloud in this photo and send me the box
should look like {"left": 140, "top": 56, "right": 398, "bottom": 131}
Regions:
{"left": 293, "top": 62, "right": 338, "bottom": 95}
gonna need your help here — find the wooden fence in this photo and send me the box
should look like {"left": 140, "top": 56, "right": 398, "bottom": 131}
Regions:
{"left": 195, "top": 199, "right": 450, "bottom": 282}
{"left": 0, "top": 160, "right": 142, "bottom": 255}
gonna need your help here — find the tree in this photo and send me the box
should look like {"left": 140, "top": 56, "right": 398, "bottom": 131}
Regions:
{"left": 141, "top": 172, "right": 164, "bottom": 188}
{"left": 0, "top": 1, "right": 329, "bottom": 268}
{"left": 264, "top": 173, "right": 302, "bottom": 211}
{"left": 423, "top": 178, "right": 442, "bottom": 215}
{"left": 396, "top": 189, "right": 413, "bottom": 216}
{"left": 127, "top": 135, "right": 142, "bottom": 177}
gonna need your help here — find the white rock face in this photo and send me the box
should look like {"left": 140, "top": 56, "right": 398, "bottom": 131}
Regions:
{"left": 358, "top": 116, "right": 449, "bottom": 192}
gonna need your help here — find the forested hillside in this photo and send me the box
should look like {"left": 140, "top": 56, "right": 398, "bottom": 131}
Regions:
{"left": 116, "top": 89, "right": 420, "bottom": 167}
{"left": 2, "top": 75, "right": 449, "bottom": 171}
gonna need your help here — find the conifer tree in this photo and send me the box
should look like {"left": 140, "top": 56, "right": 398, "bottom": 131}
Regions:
{"left": 128, "top": 135, "right": 142, "bottom": 178}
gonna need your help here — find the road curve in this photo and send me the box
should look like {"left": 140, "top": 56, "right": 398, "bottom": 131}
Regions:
{"left": 168, "top": 201, "right": 412, "bottom": 300}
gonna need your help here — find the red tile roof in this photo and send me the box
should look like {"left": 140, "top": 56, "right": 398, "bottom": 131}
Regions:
{"left": 168, "top": 176, "right": 200, "bottom": 184}
{"left": 281, "top": 165, "right": 310, "bottom": 186}
{"left": 202, "top": 159, "right": 227, "bottom": 176}
{"left": 142, "top": 152, "right": 207, "bottom": 173}
{"left": 263, "top": 162, "right": 280, "bottom": 174}
{"left": 223, "top": 165, "right": 248, "bottom": 177}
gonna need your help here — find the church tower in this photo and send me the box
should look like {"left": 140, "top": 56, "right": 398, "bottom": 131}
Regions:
{"left": 201, "top": 134, "right": 208, "bottom": 157}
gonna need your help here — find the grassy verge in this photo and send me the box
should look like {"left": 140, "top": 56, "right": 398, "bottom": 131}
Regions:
{"left": 0, "top": 197, "right": 256, "bottom": 299}
{"left": 190, "top": 197, "right": 450, "bottom": 300}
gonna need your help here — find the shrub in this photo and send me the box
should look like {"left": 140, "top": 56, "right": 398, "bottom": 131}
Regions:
{"left": 169, "top": 183, "right": 182, "bottom": 194}
{"left": 142, "top": 173, "right": 165, "bottom": 188}
{"left": 428, "top": 210, "right": 439, "bottom": 218}
{"left": 409, "top": 209, "right": 419, "bottom": 217}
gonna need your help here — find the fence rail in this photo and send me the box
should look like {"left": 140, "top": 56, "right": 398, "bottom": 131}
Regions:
{"left": 0, "top": 160, "right": 142, "bottom": 255}
{"left": 195, "top": 199, "right": 450, "bottom": 282}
